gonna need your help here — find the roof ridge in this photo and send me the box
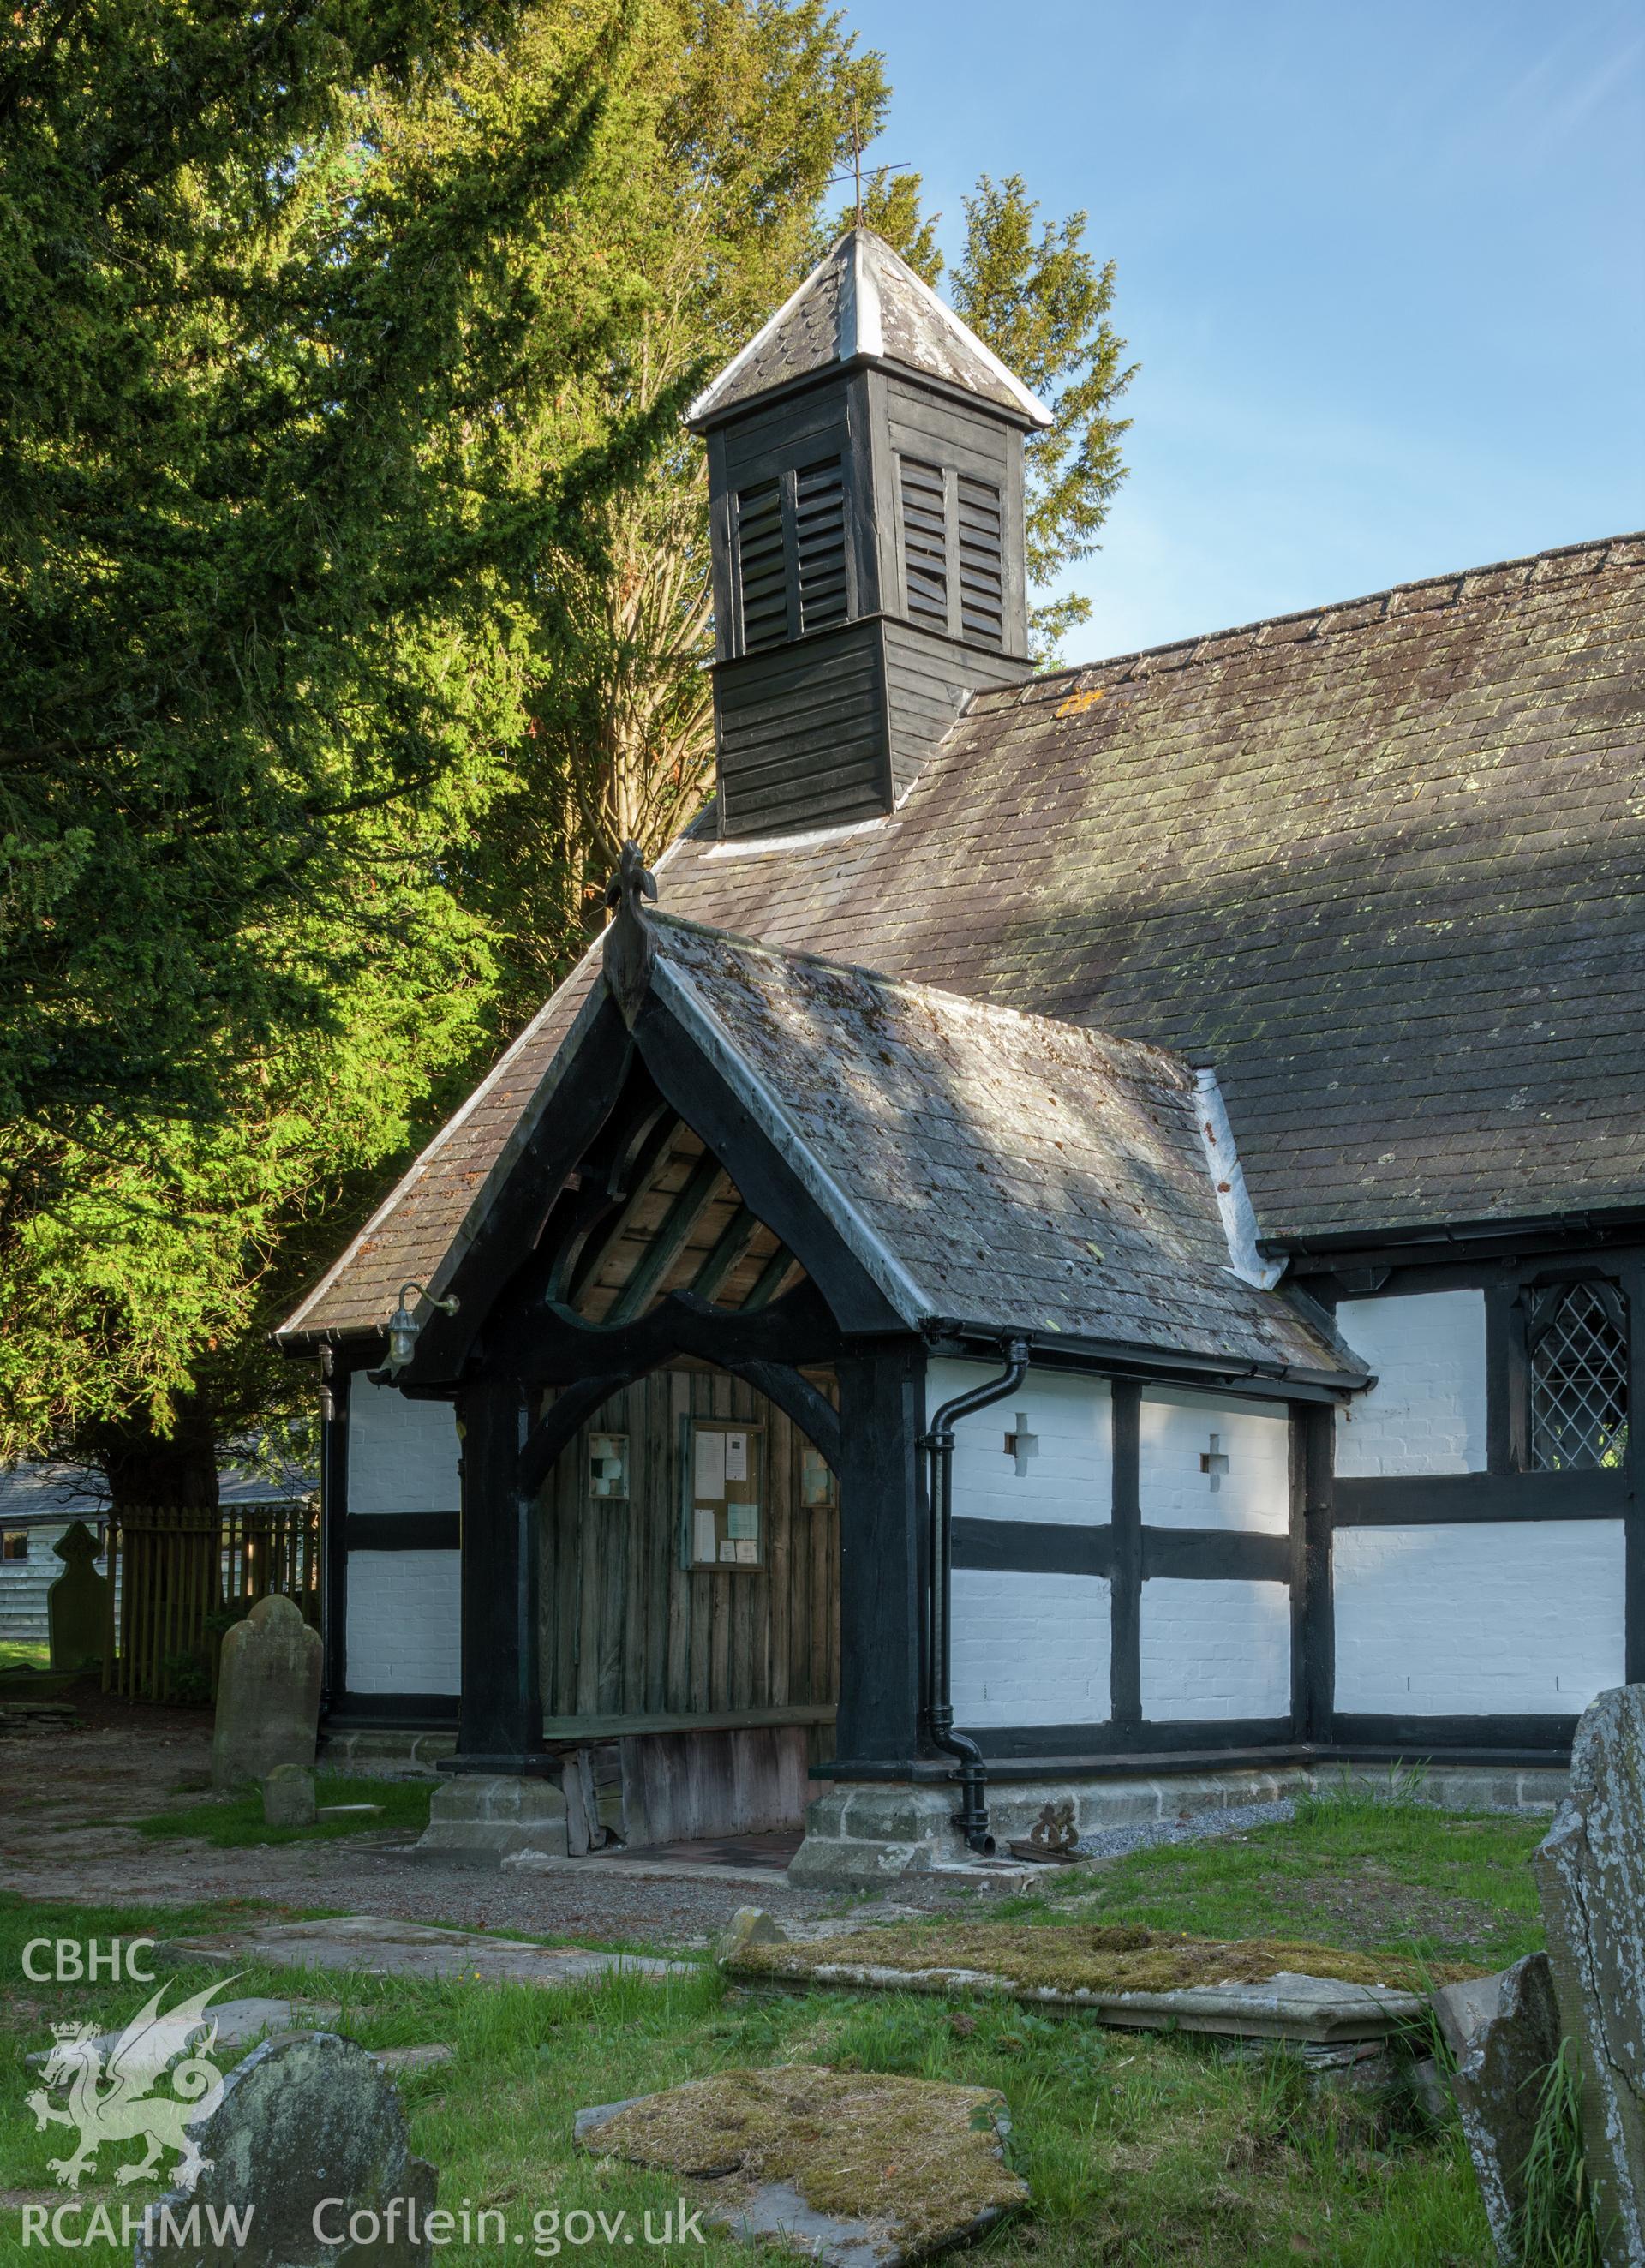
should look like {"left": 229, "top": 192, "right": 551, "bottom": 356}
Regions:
{"left": 649, "top": 907, "right": 1185, "bottom": 1077}
{"left": 971, "top": 530, "right": 1645, "bottom": 714}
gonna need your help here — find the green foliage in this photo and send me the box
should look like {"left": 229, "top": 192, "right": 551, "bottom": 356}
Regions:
{"left": 858, "top": 167, "right": 1135, "bottom": 662}
{"left": 0, "top": 0, "right": 671, "bottom": 1462}
{"left": 1519, "top": 2040, "right": 1604, "bottom": 2268}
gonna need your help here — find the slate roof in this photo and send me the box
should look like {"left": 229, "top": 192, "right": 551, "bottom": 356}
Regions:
{"left": 284, "top": 533, "right": 1645, "bottom": 1341}
{"left": 643, "top": 917, "right": 1354, "bottom": 1378}
{"left": 685, "top": 228, "right": 1052, "bottom": 431}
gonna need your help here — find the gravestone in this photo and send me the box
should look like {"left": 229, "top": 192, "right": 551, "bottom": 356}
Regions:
{"left": 1433, "top": 1953, "right": 1561, "bottom": 2262}
{"left": 211, "top": 1595, "right": 322, "bottom": 1792}
{"left": 262, "top": 1763, "right": 317, "bottom": 1828}
{"left": 47, "top": 1521, "right": 107, "bottom": 1673}
{"left": 1531, "top": 1683, "right": 1645, "bottom": 2268}
{"left": 134, "top": 2032, "right": 437, "bottom": 2268}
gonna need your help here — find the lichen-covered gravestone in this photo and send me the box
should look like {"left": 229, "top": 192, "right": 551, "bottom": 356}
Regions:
{"left": 263, "top": 1763, "right": 317, "bottom": 1828}
{"left": 134, "top": 2032, "right": 437, "bottom": 2268}
{"left": 47, "top": 1520, "right": 108, "bottom": 1673}
{"left": 1532, "top": 1683, "right": 1645, "bottom": 2268}
{"left": 1433, "top": 1953, "right": 1561, "bottom": 2263}
{"left": 211, "top": 1595, "right": 322, "bottom": 1793}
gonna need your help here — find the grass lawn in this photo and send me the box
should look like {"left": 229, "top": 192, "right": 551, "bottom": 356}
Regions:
{"left": 0, "top": 1642, "right": 51, "bottom": 1673}
{"left": 0, "top": 1793, "right": 1556, "bottom": 2266}
{"left": 135, "top": 1773, "right": 434, "bottom": 1848}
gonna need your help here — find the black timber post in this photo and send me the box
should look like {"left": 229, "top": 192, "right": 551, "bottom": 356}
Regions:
{"left": 454, "top": 1371, "right": 544, "bottom": 1769}
{"left": 1110, "top": 1383, "right": 1142, "bottom": 1731}
{"left": 1295, "top": 1403, "right": 1335, "bottom": 1744}
{"left": 833, "top": 1342, "right": 928, "bottom": 1772}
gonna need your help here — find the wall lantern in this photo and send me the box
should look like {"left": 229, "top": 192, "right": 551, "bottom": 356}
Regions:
{"left": 384, "top": 1279, "right": 459, "bottom": 1374}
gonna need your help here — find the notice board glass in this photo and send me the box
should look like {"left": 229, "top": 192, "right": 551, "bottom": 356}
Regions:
{"left": 680, "top": 1416, "right": 765, "bottom": 1570}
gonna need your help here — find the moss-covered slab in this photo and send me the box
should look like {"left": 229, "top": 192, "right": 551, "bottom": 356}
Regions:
{"left": 575, "top": 2064, "right": 1026, "bottom": 2265}
{"left": 729, "top": 1920, "right": 1475, "bottom": 2044}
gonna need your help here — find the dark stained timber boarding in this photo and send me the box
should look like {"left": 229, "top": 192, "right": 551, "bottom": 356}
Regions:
{"left": 1333, "top": 1470, "right": 1627, "bottom": 1523}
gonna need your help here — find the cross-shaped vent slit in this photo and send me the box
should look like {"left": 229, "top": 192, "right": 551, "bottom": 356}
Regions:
{"left": 1002, "top": 1414, "right": 1038, "bottom": 1476}
{"left": 1199, "top": 1434, "right": 1229, "bottom": 1492}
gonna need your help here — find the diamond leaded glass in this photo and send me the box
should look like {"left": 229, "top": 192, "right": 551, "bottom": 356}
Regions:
{"left": 1528, "top": 1282, "right": 1629, "bottom": 1472}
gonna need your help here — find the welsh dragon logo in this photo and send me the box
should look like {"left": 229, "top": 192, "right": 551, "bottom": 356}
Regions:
{"left": 25, "top": 1979, "right": 230, "bottom": 2192}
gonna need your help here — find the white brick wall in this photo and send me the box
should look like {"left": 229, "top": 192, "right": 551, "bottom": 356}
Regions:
{"left": 1139, "top": 1388, "right": 1289, "bottom": 1534}
{"left": 1334, "top": 1291, "right": 1488, "bottom": 1477}
{"left": 1333, "top": 1520, "right": 1625, "bottom": 1714}
{"left": 345, "top": 1549, "right": 462, "bottom": 1694}
{"left": 1140, "top": 1579, "right": 1291, "bottom": 1720}
{"left": 930, "top": 1360, "right": 1111, "bottom": 1526}
{"left": 347, "top": 1375, "right": 462, "bottom": 1516}
{"left": 951, "top": 1568, "right": 1111, "bottom": 1726}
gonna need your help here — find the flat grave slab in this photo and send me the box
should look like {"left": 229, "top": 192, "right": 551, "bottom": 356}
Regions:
{"left": 160, "top": 1914, "right": 694, "bottom": 1990}
{"left": 576, "top": 2065, "right": 1026, "bottom": 2268}
{"left": 726, "top": 1917, "right": 1443, "bottom": 2044}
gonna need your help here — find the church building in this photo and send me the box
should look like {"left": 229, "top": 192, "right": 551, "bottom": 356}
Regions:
{"left": 280, "top": 228, "right": 1644, "bottom": 1877}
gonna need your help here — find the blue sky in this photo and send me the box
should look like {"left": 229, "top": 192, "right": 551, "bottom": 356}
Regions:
{"left": 844, "top": 0, "right": 1645, "bottom": 656}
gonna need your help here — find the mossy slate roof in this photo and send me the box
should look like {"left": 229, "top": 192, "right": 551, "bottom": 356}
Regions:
{"left": 647, "top": 916, "right": 1351, "bottom": 1375}
{"left": 285, "top": 534, "right": 1645, "bottom": 1342}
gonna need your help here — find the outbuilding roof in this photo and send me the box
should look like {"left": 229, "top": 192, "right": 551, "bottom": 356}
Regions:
{"left": 284, "top": 533, "right": 1645, "bottom": 1342}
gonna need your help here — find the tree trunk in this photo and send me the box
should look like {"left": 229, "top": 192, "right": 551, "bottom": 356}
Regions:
{"left": 88, "top": 1394, "right": 221, "bottom": 1517}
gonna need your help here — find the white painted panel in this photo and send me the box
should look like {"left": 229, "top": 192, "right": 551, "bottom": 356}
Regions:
{"left": 1334, "top": 1291, "right": 1487, "bottom": 1477}
{"left": 1140, "top": 1579, "right": 1291, "bottom": 1720}
{"left": 929, "top": 1360, "right": 1111, "bottom": 1526}
{"left": 345, "top": 1549, "right": 461, "bottom": 1695}
{"left": 348, "top": 1374, "right": 461, "bottom": 1515}
{"left": 1139, "top": 1387, "right": 1289, "bottom": 1534}
{"left": 1333, "top": 1520, "right": 1625, "bottom": 1714}
{"left": 951, "top": 1568, "right": 1111, "bottom": 1727}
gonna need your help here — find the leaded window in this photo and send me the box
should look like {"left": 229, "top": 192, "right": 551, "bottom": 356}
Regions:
{"left": 1528, "top": 1281, "right": 1629, "bottom": 1471}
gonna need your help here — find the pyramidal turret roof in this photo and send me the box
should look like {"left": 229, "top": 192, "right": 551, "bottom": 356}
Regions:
{"left": 685, "top": 227, "right": 1053, "bottom": 433}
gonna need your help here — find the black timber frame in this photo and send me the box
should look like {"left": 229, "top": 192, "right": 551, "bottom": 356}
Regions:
{"left": 317, "top": 1347, "right": 464, "bottom": 1730}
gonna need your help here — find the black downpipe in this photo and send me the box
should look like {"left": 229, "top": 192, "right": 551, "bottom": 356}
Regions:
{"left": 922, "top": 1337, "right": 1031, "bottom": 1852}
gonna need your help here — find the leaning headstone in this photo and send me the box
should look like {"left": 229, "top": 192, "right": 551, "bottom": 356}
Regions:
{"left": 47, "top": 1520, "right": 108, "bottom": 1673}
{"left": 211, "top": 1594, "right": 322, "bottom": 1792}
{"left": 1531, "top": 1683, "right": 1645, "bottom": 2268}
{"left": 262, "top": 1763, "right": 317, "bottom": 1828}
{"left": 134, "top": 2031, "right": 437, "bottom": 2268}
{"left": 1433, "top": 1952, "right": 1561, "bottom": 2261}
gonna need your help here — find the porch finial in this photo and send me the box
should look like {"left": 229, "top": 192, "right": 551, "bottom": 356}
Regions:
{"left": 602, "top": 840, "right": 659, "bottom": 1023}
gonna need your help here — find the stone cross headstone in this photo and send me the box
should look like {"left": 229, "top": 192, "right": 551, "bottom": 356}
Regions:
{"left": 47, "top": 1520, "right": 108, "bottom": 1673}
{"left": 1532, "top": 1682, "right": 1645, "bottom": 2268}
{"left": 211, "top": 1595, "right": 322, "bottom": 1793}
{"left": 134, "top": 2031, "right": 437, "bottom": 2268}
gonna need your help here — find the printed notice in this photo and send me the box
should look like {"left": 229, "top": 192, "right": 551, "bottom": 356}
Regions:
{"left": 693, "top": 1507, "right": 717, "bottom": 1565}
{"left": 727, "top": 1503, "right": 757, "bottom": 1542}
{"left": 735, "top": 1538, "right": 758, "bottom": 1565}
{"left": 694, "top": 1428, "right": 726, "bottom": 1499}
{"left": 724, "top": 1431, "right": 748, "bottom": 1482}
{"left": 719, "top": 1539, "right": 738, "bottom": 1564}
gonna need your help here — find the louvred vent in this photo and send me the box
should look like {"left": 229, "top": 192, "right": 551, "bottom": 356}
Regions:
{"left": 957, "top": 475, "right": 1004, "bottom": 647}
{"left": 900, "top": 456, "right": 948, "bottom": 628}
{"left": 795, "top": 457, "right": 848, "bottom": 633}
{"left": 735, "top": 479, "right": 787, "bottom": 651}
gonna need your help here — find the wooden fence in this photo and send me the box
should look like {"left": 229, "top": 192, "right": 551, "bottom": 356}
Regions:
{"left": 102, "top": 1500, "right": 320, "bottom": 1703}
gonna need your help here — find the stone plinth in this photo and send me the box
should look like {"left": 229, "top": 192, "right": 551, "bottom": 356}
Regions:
{"left": 414, "top": 1773, "right": 570, "bottom": 1865}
